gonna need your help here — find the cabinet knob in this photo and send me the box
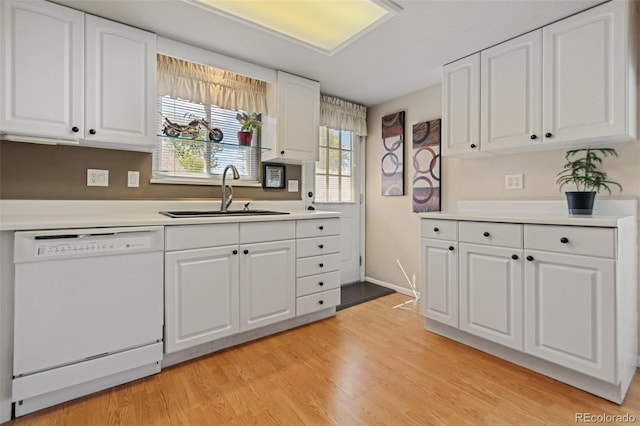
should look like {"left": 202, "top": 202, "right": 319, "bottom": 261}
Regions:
{"left": 560, "top": 237, "right": 569, "bottom": 244}
{"left": 319, "top": 282, "right": 324, "bottom": 286}
{"left": 319, "top": 300, "right": 324, "bottom": 305}
{"left": 280, "top": 150, "right": 285, "bottom": 155}
{"left": 470, "top": 143, "right": 477, "bottom": 149}
{"left": 448, "top": 246, "right": 454, "bottom": 251}
{"left": 526, "top": 255, "right": 534, "bottom": 261}
{"left": 232, "top": 250, "right": 238, "bottom": 255}
{"left": 483, "top": 231, "right": 490, "bottom": 237}
{"left": 511, "top": 254, "right": 519, "bottom": 260}
{"left": 319, "top": 263, "right": 324, "bottom": 268}
{"left": 319, "top": 244, "right": 324, "bottom": 249}
{"left": 433, "top": 227, "right": 439, "bottom": 232}
{"left": 530, "top": 134, "right": 537, "bottom": 140}
{"left": 319, "top": 226, "right": 324, "bottom": 230}
{"left": 71, "top": 126, "right": 79, "bottom": 133}
{"left": 243, "top": 249, "right": 249, "bottom": 255}
{"left": 89, "top": 129, "right": 96, "bottom": 135}
{"left": 545, "top": 132, "right": 553, "bottom": 138}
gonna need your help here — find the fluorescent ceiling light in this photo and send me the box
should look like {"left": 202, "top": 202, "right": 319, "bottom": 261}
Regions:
{"left": 187, "top": 0, "right": 402, "bottom": 55}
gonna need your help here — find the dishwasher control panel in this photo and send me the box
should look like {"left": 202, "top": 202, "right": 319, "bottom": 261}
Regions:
{"left": 35, "top": 235, "right": 153, "bottom": 257}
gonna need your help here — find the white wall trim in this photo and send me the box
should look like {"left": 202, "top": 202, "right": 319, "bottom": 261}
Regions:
{"left": 365, "top": 276, "right": 420, "bottom": 298}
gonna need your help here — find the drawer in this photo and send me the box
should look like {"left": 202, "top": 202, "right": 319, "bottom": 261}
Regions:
{"left": 296, "top": 253, "right": 341, "bottom": 278}
{"left": 165, "top": 223, "right": 238, "bottom": 251}
{"left": 296, "top": 288, "right": 341, "bottom": 316}
{"left": 524, "top": 225, "right": 615, "bottom": 258}
{"left": 297, "top": 271, "right": 341, "bottom": 297}
{"left": 421, "top": 219, "right": 458, "bottom": 240}
{"left": 459, "top": 221, "right": 523, "bottom": 248}
{"left": 296, "top": 236, "right": 340, "bottom": 258}
{"left": 239, "top": 221, "right": 295, "bottom": 244}
{"left": 296, "top": 218, "right": 340, "bottom": 238}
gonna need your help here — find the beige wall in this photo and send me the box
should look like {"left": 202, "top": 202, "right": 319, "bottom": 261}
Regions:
{"left": 366, "top": 83, "right": 640, "bottom": 292}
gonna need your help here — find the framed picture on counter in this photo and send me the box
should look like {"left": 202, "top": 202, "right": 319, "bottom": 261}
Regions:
{"left": 263, "top": 164, "right": 286, "bottom": 189}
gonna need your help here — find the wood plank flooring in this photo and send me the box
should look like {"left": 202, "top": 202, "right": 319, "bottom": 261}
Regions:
{"left": 9, "top": 293, "right": 640, "bottom": 425}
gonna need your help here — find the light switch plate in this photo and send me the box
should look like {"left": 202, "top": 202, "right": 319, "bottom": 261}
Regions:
{"left": 128, "top": 171, "right": 140, "bottom": 188}
{"left": 288, "top": 180, "right": 299, "bottom": 192}
{"left": 87, "top": 169, "right": 108, "bottom": 187}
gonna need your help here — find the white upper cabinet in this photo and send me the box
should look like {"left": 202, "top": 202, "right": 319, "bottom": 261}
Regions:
{"left": 84, "top": 15, "right": 156, "bottom": 150}
{"left": 263, "top": 71, "right": 320, "bottom": 163}
{"left": 0, "top": 0, "right": 156, "bottom": 151}
{"left": 481, "top": 31, "right": 542, "bottom": 153}
{"left": 542, "top": 0, "right": 636, "bottom": 147}
{"left": 442, "top": 54, "right": 481, "bottom": 157}
{"left": 0, "top": 0, "right": 84, "bottom": 142}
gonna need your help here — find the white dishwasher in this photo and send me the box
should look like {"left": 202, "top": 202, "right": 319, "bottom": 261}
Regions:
{"left": 12, "top": 226, "right": 164, "bottom": 416}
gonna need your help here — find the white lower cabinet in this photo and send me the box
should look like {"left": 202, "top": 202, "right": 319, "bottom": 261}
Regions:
{"left": 419, "top": 238, "right": 458, "bottom": 328}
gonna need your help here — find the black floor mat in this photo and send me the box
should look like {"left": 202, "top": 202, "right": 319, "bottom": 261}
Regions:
{"left": 337, "top": 281, "right": 396, "bottom": 311}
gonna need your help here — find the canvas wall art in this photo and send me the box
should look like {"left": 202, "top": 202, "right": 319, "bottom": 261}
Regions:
{"left": 381, "top": 111, "right": 405, "bottom": 196}
{"left": 412, "top": 119, "right": 441, "bottom": 213}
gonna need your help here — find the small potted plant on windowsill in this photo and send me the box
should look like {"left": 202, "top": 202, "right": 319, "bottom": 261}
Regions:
{"left": 556, "top": 147, "right": 622, "bottom": 215}
{"left": 236, "top": 112, "right": 262, "bottom": 146}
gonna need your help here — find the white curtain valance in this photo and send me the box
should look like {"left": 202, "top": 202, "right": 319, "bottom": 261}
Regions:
{"left": 320, "top": 95, "right": 368, "bottom": 136}
{"left": 157, "top": 54, "right": 268, "bottom": 114}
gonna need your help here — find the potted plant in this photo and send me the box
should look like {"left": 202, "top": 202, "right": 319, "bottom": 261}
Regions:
{"left": 556, "top": 147, "right": 622, "bottom": 215}
{"left": 236, "top": 112, "right": 262, "bottom": 146}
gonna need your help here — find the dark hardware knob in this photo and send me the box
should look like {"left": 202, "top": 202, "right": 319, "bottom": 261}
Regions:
{"left": 545, "top": 132, "right": 553, "bottom": 138}
{"left": 526, "top": 255, "right": 534, "bottom": 261}
{"left": 319, "top": 282, "right": 324, "bottom": 286}
{"left": 243, "top": 249, "right": 249, "bottom": 255}
{"left": 433, "top": 227, "right": 439, "bottom": 232}
{"left": 232, "top": 250, "right": 238, "bottom": 255}
{"left": 308, "top": 191, "right": 313, "bottom": 198}
{"left": 280, "top": 150, "right": 285, "bottom": 155}
{"left": 307, "top": 206, "right": 315, "bottom": 211}
{"left": 319, "top": 244, "right": 324, "bottom": 249}
{"left": 319, "top": 263, "right": 324, "bottom": 268}
{"left": 71, "top": 126, "right": 79, "bottom": 133}
{"left": 319, "top": 226, "right": 324, "bottom": 230}
{"left": 470, "top": 144, "right": 476, "bottom": 149}
{"left": 530, "top": 134, "right": 537, "bottom": 140}
{"left": 448, "top": 246, "right": 454, "bottom": 251}
{"left": 319, "top": 300, "right": 324, "bottom": 305}
{"left": 483, "top": 232, "right": 490, "bottom": 237}
{"left": 560, "top": 237, "right": 569, "bottom": 244}
{"left": 89, "top": 129, "right": 96, "bottom": 135}
{"left": 511, "top": 254, "right": 519, "bottom": 260}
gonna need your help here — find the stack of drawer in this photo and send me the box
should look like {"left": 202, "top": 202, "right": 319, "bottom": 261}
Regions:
{"left": 295, "top": 218, "right": 341, "bottom": 315}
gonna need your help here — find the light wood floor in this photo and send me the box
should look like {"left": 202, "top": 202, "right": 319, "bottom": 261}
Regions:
{"left": 10, "top": 293, "right": 640, "bottom": 425}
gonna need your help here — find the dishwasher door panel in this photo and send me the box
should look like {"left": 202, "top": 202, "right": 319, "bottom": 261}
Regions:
{"left": 14, "top": 251, "right": 163, "bottom": 376}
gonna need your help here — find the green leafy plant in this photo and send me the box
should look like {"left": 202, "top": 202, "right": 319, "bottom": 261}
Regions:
{"left": 556, "top": 147, "right": 622, "bottom": 194}
{"left": 235, "top": 112, "right": 262, "bottom": 134}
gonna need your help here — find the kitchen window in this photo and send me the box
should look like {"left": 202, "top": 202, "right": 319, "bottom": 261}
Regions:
{"left": 152, "top": 54, "right": 267, "bottom": 185}
{"left": 315, "top": 126, "right": 355, "bottom": 202}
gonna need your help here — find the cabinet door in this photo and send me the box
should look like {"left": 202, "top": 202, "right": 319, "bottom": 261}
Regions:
{"left": 459, "top": 244, "right": 523, "bottom": 350}
{"left": 240, "top": 240, "right": 296, "bottom": 331}
{"left": 420, "top": 238, "right": 459, "bottom": 328}
{"left": 165, "top": 246, "right": 239, "bottom": 353}
{"left": 0, "top": 0, "right": 84, "bottom": 140}
{"left": 85, "top": 15, "right": 156, "bottom": 150}
{"left": 524, "top": 250, "right": 615, "bottom": 382}
{"left": 542, "top": 0, "right": 629, "bottom": 145}
{"left": 442, "top": 53, "right": 480, "bottom": 157}
{"left": 481, "top": 31, "right": 542, "bottom": 152}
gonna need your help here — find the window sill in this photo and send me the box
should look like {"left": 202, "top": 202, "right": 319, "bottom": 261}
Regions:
{"left": 150, "top": 177, "right": 262, "bottom": 187}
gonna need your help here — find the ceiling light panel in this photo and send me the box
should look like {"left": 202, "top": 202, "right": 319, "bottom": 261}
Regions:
{"left": 188, "top": 0, "right": 401, "bottom": 55}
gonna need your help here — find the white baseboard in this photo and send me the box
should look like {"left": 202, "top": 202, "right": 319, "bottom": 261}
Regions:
{"left": 365, "top": 276, "right": 420, "bottom": 298}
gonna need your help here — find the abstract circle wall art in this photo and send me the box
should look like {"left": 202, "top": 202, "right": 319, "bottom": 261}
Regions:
{"left": 381, "top": 111, "right": 405, "bottom": 196}
{"left": 412, "top": 119, "right": 441, "bottom": 212}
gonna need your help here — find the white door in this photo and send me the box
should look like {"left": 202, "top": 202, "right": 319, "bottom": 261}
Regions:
{"left": 305, "top": 130, "right": 363, "bottom": 284}
{"left": 420, "top": 238, "right": 458, "bottom": 328}
{"left": 0, "top": 0, "right": 84, "bottom": 140}
{"left": 84, "top": 15, "right": 156, "bottom": 149}
{"left": 524, "top": 250, "right": 615, "bottom": 382}
{"left": 459, "top": 243, "right": 523, "bottom": 350}
{"left": 481, "top": 30, "right": 542, "bottom": 152}
{"left": 542, "top": 0, "right": 627, "bottom": 145}
{"left": 164, "top": 246, "right": 240, "bottom": 353}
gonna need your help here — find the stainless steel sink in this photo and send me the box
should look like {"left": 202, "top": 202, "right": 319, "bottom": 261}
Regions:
{"left": 159, "top": 210, "right": 290, "bottom": 218}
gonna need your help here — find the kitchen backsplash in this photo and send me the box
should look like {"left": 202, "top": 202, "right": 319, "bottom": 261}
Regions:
{"left": 0, "top": 141, "right": 301, "bottom": 200}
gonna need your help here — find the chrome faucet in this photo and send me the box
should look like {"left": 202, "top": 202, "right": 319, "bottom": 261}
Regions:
{"left": 221, "top": 164, "right": 240, "bottom": 211}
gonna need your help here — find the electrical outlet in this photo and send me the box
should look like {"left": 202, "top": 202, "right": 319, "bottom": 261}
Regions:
{"left": 87, "top": 169, "right": 109, "bottom": 187}
{"left": 505, "top": 174, "right": 523, "bottom": 190}
{"left": 288, "top": 180, "right": 299, "bottom": 192}
{"left": 128, "top": 171, "right": 140, "bottom": 188}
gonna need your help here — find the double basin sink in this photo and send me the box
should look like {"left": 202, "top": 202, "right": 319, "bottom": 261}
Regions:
{"left": 160, "top": 210, "right": 290, "bottom": 218}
